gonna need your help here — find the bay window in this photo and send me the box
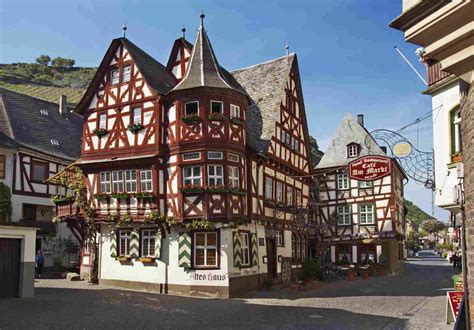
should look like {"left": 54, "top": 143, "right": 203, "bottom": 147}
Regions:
{"left": 208, "top": 165, "right": 223, "bottom": 187}
{"left": 359, "top": 204, "right": 374, "bottom": 224}
{"left": 185, "top": 101, "right": 198, "bottom": 115}
{"left": 193, "top": 232, "right": 218, "bottom": 268}
{"left": 124, "top": 170, "right": 137, "bottom": 193}
{"left": 140, "top": 170, "right": 153, "bottom": 192}
{"left": 100, "top": 172, "right": 111, "bottom": 193}
{"left": 183, "top": 166, "right": 202, "bottom": 187}
{"left": 141, "top": 229, "right": 156, "bottom": 257}
{"left": 228, "top": 166, "right": 240, "bottom": 188}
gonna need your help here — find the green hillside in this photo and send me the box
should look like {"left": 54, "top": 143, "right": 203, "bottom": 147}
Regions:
{"left": 404, "top": 199, "right": 432, "bottom": 226}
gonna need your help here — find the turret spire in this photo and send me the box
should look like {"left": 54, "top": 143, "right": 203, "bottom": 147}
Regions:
{"left": 181, "top": 25, "right": 186, "bottom": 38}
{"left": 122, "top": 21, "right": 127, "bottom": 38}
{"left": 200, "top": 10, "right": 205, "bottom": 27}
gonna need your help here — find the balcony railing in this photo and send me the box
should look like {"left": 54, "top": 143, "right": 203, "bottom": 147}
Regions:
{"left": 55, "top": 200, "right": 79, "bottom": 218}
{"left": 425, "top": 60, "right": 450, "bottom": 86}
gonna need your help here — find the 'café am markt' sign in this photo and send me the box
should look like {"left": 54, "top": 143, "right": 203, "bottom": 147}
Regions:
{"left": 348, "top": 155, "right": 392, "bottom": 181}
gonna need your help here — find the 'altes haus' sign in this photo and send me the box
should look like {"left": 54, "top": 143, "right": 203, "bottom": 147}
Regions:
{"left": 349, "top": 155, "right": 392, "bottom": 181}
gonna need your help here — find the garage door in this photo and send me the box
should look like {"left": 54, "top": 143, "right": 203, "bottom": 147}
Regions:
{"left": 0, "top": 238, "right": 21, "bottom": 298}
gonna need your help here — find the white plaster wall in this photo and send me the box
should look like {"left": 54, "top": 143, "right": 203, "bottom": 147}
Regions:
{"left": 431, "top": 80, "right": 461, "bottom": 209}
{"left": 0, "top": 226, "right": 37, "bottom": 262}
{"left": 0, "top": 148, "right": 15, "bottom": 191}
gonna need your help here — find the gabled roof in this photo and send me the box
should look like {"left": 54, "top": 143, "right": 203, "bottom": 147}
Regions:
{"left": 0, "top": 87, "right": 83, "bottom": 160}
{"left": 172, "top": 18, "right": 241, "bottom": 92}
{"left": 316, "top": 113, "right": 386, "bottom": 169}
{"left": 165, "top": 37, "right": 193, "bottom": 71}
{"left": 76, "top": 38, "right": 177, "bottom": 114}
{"left": 231, "top": 54, "right": 296, "bottom": 152}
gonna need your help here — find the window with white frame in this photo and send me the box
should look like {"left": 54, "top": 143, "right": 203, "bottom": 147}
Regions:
{"left": 99, "top": 114, "right": 107, "bottom": 129}
{"left": 265, "top": 177, "right": 273, "bottom": 200}
{"left": 359, "top": 204, "right": 374, "bottom": 224}
{"left": 337, "top": 173, "right": 349, "bottom": 190}
{"left": 359, "top": 180, "right": 373, "bottom": 188}
{"left": 112, "top": 171, "right": 124, "bottom": 192}
{"left": 124, "top": 170, "right": 137, "bottom": 193}
{"left": 451, "top": 108, "right": 462, "bottom": 154}
{"left": 111, "top": 68, "right": 119, "bottom": 85}
{"left": 347, "top": 144, "right": 359, "bottom": 158}
{"left": 183, "top": 166, "right": 201, "bottom": 187}
{"left": 276, "top": 230, "right": 284, "bottom": 247}
{"left": 100, "top": 172, "right": 111, "bottom": 193}
{"left": 182, "top": 152, "right": 200, "bottom": 161}
{"left": 296, "top": 190, "right": 302, "bottom": 206}
{"left": 240, "top": 232, "right": 250, "bottom": 266}
{"left": 122, "top": 65, "right": 131, "bottom": 83}
{"left": 286, "top": 186, "right": 293, "bottom": 206}
{"left": 194, "top": 232, "right": 218, "bottom": 267}
{"left": 118, "top": 230, "right": 131, "bottom": 256}
{"left": 208, "top": 151, "right": 223, "bottom": 160}
{"left": 230, "top": 104, "right": 240, "bottom": 118}
{"left": 141, "top": 229, "right": 156, "bottom": 257}
{"left": 132, "top": 107, "right": 141, "bottom": 125}
{"left": 276, "top": 181, "right": 283, "bottom": 203}
{"left": 227, "top": 153, "right": 239, "bottom": 162}
{"left": 281, "top": 129, "right": 286, "bottom": 144}
{"left": 286, "top": 132, "right": 291, "bottom": 145}
{"left": 337, "top": 205, "right": 351, "bottom": 225}
{"left": 228, "top": 166, "right": 240, "bottom": 188}
{"left": 208, "top": 165, "right": 224, "bottom": 187}
{"left": 211, "top": 101, "right": 223, "bottom": 114}
{"left": 185, "top": 101, "right": 198, "bottom": 115}
{"left": 140, "top": 170, "right": 153, "bottom": 192}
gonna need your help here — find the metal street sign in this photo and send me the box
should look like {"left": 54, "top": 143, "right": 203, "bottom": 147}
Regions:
{"left": 348, "top": 155, "right": 392, "bottom": 181}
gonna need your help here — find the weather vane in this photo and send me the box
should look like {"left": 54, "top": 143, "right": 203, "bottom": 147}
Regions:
{"left": 122, "top": 21, "right": 127, "bottom": 38}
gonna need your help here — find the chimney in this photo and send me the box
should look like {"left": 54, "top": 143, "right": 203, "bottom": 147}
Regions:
{"left": 357, "top": 114, "right": 364, "bottom": 127}
{"left": 59, "top": 95, "right": 67, "bottom": 115}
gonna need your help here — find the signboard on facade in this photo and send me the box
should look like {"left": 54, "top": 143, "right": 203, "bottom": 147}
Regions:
{"left": 393, "top": 142, "right": 412, "bottom": 158}
{"left": 348, "top": 155, "right": 392, "bottom": 181}
{"left": 446, "top": 291, "right": 464, "bottom": 324}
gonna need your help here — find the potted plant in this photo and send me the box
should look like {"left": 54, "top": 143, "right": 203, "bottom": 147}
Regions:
{"left": 208, "top": 113, "right": 226, "bottom": 121}
{"left": 92, "top": 128, "right": 108, "bottom": 138}
{"left": 230, "top": 117, "right": 244, "bottom": 126}
{"left": 135, "top": 192, "right": 154, "bottom": 200}
{"left": 111, "top": 193, "right": 129, "bottom": 200}
{"left": 116, "top": 256, "right": 131, "bottom": 262}
{"left": 138, "top": 256, "right": 155, "bottom": 263}
{"left": 181, "top": 184, "right": 204, "bottom": 193}
{"left": 451, "top": 152, "right": 462, "bottom": 163}
{"left": 181, "top": 113, "right": 200, "bottom": 124}
{"left": 127, "top": 123, "right": 145, "bottom": 134}
{"left": 347, "top": 268, "right": 356, "bottom": 281}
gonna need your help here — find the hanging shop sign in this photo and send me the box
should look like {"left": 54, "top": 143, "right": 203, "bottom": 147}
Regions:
{"left": 348, "top": 155, "right": 392, "bottom": 181}
{"left": 393, "top": 141, "right": 412, "bottom": 158}
{"left": 446, "top": 291, "right": 464, "bottom": 324}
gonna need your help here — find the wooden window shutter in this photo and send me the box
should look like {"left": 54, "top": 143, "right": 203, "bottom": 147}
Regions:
{"left": 154, "top": 230, "right": 162, "bottom": 259}
{"left": 110, "top": 229, "right": 117, "bottom": 258}
{"left": 130, "top": 229, "right": 140, "bottom": 258}
{"left": 251, "top": 233, "right": 258, "bottom": 266}
{"left": 178, "top": 232, "right": 191, "bottom": 268}
{"left": 232, "top": 231, "right": 242, "bottom": 268}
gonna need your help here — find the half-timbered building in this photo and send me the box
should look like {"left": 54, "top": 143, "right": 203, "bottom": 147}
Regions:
{"left": 0, "top": 88, "right": 83, "bottom": 267}
{"left": 314, "top": 114, "right": 406, "bottom": 274}
{"left": 61, "top": 14, "right": 312, "bottom": 297}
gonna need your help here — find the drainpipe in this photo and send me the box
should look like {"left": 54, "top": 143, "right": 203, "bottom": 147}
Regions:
{"left": 254, "top": 153, "right": 266, "bottom": 290}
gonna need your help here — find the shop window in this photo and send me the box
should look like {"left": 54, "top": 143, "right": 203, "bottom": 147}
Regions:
{"left": 360, "top": 245, "right": 375, "bottom": 264}
{"left": 193, "top": 231, "right": 218, "bottom": 268}
{"left": 207, "top": 165, "right": 223, "bottom": 186}
{"left": 338, "top": 245, "right": 351, "bottom": 264}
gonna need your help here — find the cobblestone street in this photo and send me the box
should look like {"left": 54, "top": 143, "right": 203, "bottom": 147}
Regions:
{"left": 0, "top": 250, "right": 454, "bottom": 329}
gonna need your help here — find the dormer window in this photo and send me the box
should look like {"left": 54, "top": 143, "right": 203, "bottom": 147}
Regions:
{"left": 347, "top": 143, "right": 359, "bottom": 158}
{"left": 185, "top": 102, "right": 199, "bottom": 115}
{"left": 211, "top": 101, "right": 223, "bottom": 114}
{"left": 111, "top": 68, "right": 119, "bottom": 86}
{"left": 122, "top": 65, "right": 131, "bottom": 83}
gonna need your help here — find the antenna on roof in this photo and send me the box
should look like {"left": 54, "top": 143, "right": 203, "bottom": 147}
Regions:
{"left": 181, "top": 25, "right": 186, "bottom": 38}
{"left": 122, "top": 21, "right": 128, "bottom": 38}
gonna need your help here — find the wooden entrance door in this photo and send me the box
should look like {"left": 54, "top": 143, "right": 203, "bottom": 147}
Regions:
{"left": 0, "top": 238, "right": 21, "bottom": 298}
{"left": 266, "top": 238, "right": 277, "bottom": 279}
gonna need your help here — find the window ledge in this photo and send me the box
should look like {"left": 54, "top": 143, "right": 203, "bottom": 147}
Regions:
{"left": 447, "top": 161, "right": 462, "bottom": 169}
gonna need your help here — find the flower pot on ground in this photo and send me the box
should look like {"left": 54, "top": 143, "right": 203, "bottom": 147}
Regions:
{"left": 348, "top": 270, "right": 356, "bottom": 281}
{"left": 362, "top": 271, "right": 370, "bottom": 280}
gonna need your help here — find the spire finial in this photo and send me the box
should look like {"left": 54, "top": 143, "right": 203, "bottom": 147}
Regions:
{"left": 285, "top": 41, "right": 289, "bottom": 56}
{"left": 181, "top": 25, "right": 186, "bottom": 38}
{"left": 200, "top": 10, "right": 205, "bottom": 26}
{"left": 122, "top": 21, "right": 127, "bottom": 38}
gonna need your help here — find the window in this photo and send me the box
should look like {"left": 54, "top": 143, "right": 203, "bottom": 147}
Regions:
{"left": 132, "top": 107, "right": 141, "bottom": 125}
{"left": 111, "top": 68, "right": 119, "bottom": 85}
{"left": 0, "top": 155, "right": 5, "bottom": 179}
{"left": 31, "top": 160, "right": 47, "bottom": 182}
{"left": 211, "top": 101, "right": 223, "bottom": 114}
{"left": 111, "top": 171, "right": 123, "bottom": 193}
{"left": 292, "top": 233, "right": 307, "bottom": 261}
{"left": 182, "top": 152, "right": 200, "bottom": 161}
{"left": 99, "top": 114, "right": 107, "bottom": 129}
{"left": 141, "top": 229, "right": 156, "bottom": 257}
{"left": 294, "top": 139, "right": 299, "bottom": 152}
{"left": 118, "top": 230, "right": 131, "bottom": 256}
{"left": 347, "top": 144, "right": 358, "bottom": 158}
{"left": 228, "top": 166, "right": 240, "bottom": 188}
{"left": 359, "top": 181, "right": 373, "bottom": 188}
{"left": 208, "top": 151, "right": 223, "bottom": 160}
{"left": 124, "top": 170, "right": 137, "bottom": 193}
{"left": 194, "top": 232, "right": 218, "bottom": 267}
{"left": 122, "top": 65, "right": 131, "bottom": 83}
{"left": 359, "top": 204, "right": 374, "bottom": 224}
{"left": 23, "top": 204, "right": 37, "bottom": 221}
{"left": 296, "top": 190, "right": 302, "bottom": 206}
{"left": 338, "top": 245, "right": 351, "bottom": 263}
{"left": 281, "top": 129, "right": 286, "bottom": 144}
{"left": 185, "top": 101, "right": 198, "bottom": 115}
{"left": 230, "top": 104, "right": 240, "bottom": 118}
{"left": 276, "top": 230, "right": 284, "bottom": 247}
{"left": 227, "top": 153, "right": 239, "bottom": 162}
{"left": 50, "top": 139, "right": 59, "bottom": 146}
{"left": 451, "top": 108, "right": 462, "bottom": 155}
{"left": 100, "top": 172, "right": 111, "bottom": 193}
{"left": 265, "top": 177, "right": 273, "bottom": 200}
{"left": 337, "top": 205, "right": 351, "bottom": 226}
{"left": 360, "top": 245, "right": 375, "bottom": 263}
{"left": 208, "top": 165, "right": 224, "bottom": 186}
{"left": 276, "top": 181, "right": 283, "bottom": 203}
{"left": 286, "top": 186, "right": 293, "bottom": 206}
{"left": 240, "top": 232, "right": 250, "bottom": 266}
{"left": 140, "top": 170, "right": 153, "bottom": 192}
{"left": 337, "top": 173, "right": 349, "bottom": 190}
{"left": 183, "top": 166, "right": 201, "bottom": 187}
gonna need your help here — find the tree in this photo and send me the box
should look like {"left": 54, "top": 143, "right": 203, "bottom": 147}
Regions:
{"left": 0, "top": 183, "right": 12, "bottom": 222}
{"left": 35, "top": 55, "right": 51, "bottom": 66}
{"left": 51, "top": 57, "right": 75, "bottom": 69}
{"left": 309, "top": 135, "right": 324, "bottom": 167}
{"left": 421, "top": 219, "right": 446, "bottom": 244}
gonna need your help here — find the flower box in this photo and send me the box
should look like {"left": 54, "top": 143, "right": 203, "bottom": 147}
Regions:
{"left": 111, "top": 193, "right": 129, "bottom": 199}
{"left": 93, "top": 128, "right": 108, "bottom": 138}
{"left": 230, "top": 118, "right": 243, "bottom": 126}
{"left": 181, "top": 187, "right": 204, "bottom": 193}
{"left": 265, "top": 199, "right": 275, "bottom": 206}
{"left": 116, "top": 256, "right": 132, "bottom": 262}
{"left": 229, "top": 189, "right": 246, "bottom": 196}
{"left": 134, "top": 192, "right": 155, "bottom": 200}
{"left": 95, "top": 194, "right": 108, "bottom": 200}
{"left": 127, "top": 123, "right": 145, "bottom": 134}
{"left": 451, "top": 153, "right": 462, "bottom": 163}
{"left": 138, "top": 257, "right": 155, "bottom": 263}
{"left": 51, "top": 195, "right": 74, "bottom": 204}
{"left": 208, "top": 113, "right": 226, "bottom": 121}
{"left": 181, "top": 114, "right": 201, "bottom": 124}
{"left": 206, "top": 185, "right": 228, "bottom": 193}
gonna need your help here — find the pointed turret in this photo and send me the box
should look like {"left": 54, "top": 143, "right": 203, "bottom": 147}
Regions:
{"left": 172, "top": 12, "right": 233, "bottom": 91}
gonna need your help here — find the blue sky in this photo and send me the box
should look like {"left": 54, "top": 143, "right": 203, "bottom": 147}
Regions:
{"left": 0, "top": 0, "right": 445, "bottom": 220}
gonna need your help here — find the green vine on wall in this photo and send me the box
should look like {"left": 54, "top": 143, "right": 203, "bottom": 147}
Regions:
{"left": 0, "top": 183, "right": 12, "bottom": 222}
{"left": 185, "top": 218, "right": 215, "bottom": 230}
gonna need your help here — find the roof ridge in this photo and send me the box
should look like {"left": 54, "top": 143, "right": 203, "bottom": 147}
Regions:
{"left": 231, "top": 53, "right": 296, "bottom": 73}
{"left": 121, "top": 38, "right": 168, "bottom": 72}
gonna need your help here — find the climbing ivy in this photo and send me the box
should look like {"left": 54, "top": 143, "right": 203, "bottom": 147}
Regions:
{"left": 0, "top": 183, "right": 12, "bottom": 221}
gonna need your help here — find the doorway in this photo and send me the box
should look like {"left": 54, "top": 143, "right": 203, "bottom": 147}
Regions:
{"left": 266, "top": 238, "right": 277, "bottom": 279}
{"left": 0, "top": 238, "right": 21, "bottom": 298}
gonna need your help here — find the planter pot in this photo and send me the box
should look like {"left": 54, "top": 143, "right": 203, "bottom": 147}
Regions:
{"left": 348, "top": 271, "right": 356, "bottom": 281}
{"left": 362, "top": 271, "right": 370, "bottom": 280}
{"left": 138, "top": 257, "right": 155, "bottom": 263}
{"left": 377, "top": 269, "right": 385, "bottom": 277}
